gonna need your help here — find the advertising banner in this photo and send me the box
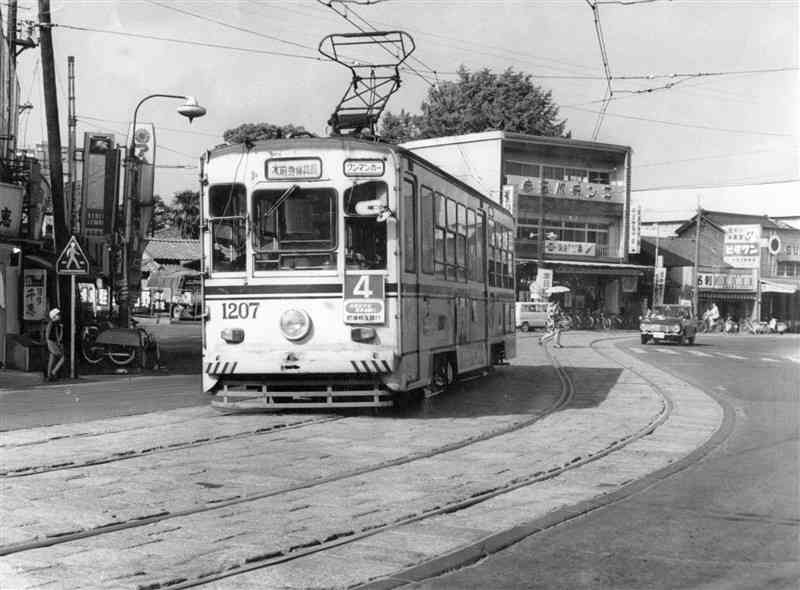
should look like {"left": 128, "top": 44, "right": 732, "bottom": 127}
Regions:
{"left": 22, "top": 268, "right": 46, "bottom": 320}
{"left": 511, "top": 176, "right": 621, "bottom": 202}
{"left": 653, "top": 267, "right": 666, "bottom": 305}
{"left": 0, "top": 182, "right": 24, "bottom": 238}
{"left": 628, "top": 204, "right": 642, "bottom": 254}
{"left": 723, "top": 224, "right": 761, "bottom": 268}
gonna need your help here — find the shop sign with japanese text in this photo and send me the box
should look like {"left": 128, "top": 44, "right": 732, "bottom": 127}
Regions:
{"left": 697, "top": 270, "right": 756, "bottom": 291}
{"left": 723, "top": 224, "right": 761, "bottom": 268}
{"left": 544, "top": 240, "right": 597, "bottom": 256}
{"left": 0, "top": 182, "right": 24, "bottom": 238}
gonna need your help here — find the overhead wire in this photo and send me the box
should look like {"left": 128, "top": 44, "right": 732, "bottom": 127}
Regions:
{"left": 586, "top": 0, "right": 614, "bottom": 139}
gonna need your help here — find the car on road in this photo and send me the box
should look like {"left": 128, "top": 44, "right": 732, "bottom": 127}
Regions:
{"left": 516, "top": 301, "right": 548, "bottom": 332}
{"left": 640, "top": 304, "right": 697, "bottom": 345}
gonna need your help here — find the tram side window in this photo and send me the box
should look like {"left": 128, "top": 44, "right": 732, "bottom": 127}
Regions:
{"left": 467, "top": 208, "right": 477, "bottom": 281}
{"left": 446, "top": 197, "right": 457, "bottom": 280}
{"left": 434, "top": 193, "right": 446, "bottom": 279}
{"left": 456, "top": 204, "right": 467, "bottom": 281}
{"left": 476, "top": 211, "right": 485, "bottom": 282}
{"left": 421, "top": 187, "right": 434, "bottom": 274}
{"left": 344, "top": 182, "right": 388, "bottom": 270}
{"left": 402, "top": 179, "right": 416, "bottom": 273}
{"left": 209, "top": 183, "right": 247, "bottom": 273}
{"left": 488, "top": 219, "right": 496, "bottom": 286}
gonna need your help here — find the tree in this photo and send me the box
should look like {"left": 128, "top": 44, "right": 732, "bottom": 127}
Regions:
{"left": 380, "top": 66, "right": 569, "bottom": 142}
{"left": 172, "top": 190, "right": 200, "bottom": 239}
{"left": 147, "top": 194, "right": 172, "bottom": 237}
{"left": 223, "top": 122, "right": 310, "bottom": 145}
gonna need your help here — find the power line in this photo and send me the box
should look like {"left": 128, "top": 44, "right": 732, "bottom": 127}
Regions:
{"left": 77, "top": 115, "right": 222, "bottom": 139}
{"left": 636, "top": 147, "right": 799, "bottom": 168}
{"left": 48, "top": 23, "right": 325, "bottom": 62}
{"left": 633, "top": 177, "right": 799, "bottom": 192}
{"left": 562, "top": 104, "right": 795, "bottom": 137}
{"left": 145, "top": 0, "right": 319, "bottom": 54}
{"left": 586, "top": 0, "right": 614, "bottom": 139}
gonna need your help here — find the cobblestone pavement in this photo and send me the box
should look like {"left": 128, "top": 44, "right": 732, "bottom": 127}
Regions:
{"left": 0, "top": 333, "right": 723, "bottom": 589}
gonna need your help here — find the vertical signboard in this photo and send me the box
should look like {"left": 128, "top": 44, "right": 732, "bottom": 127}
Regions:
{"left": 0, "top": 182, "right": 23, "bottom": 238}
{"left": 22, "top": 268, "right": 46, "bottom": 320}
{"left": 125, "top": 123, "right": 156, "bottom": 311}
{"left": 80, "top": 133, "right": 117, "bottom": 238}
{"left": 723, "top": 224, "right": 761, "bottom": 268}
{"left": 628, "top": 204, "right": 641, "bottom": 254}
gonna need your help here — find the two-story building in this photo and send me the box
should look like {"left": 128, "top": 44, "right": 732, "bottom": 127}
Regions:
{"left": 640, "top": 210, "right": 800, "bottom": 328}
{"left": 403, "top": 131, "right": 649, "bottom": 318}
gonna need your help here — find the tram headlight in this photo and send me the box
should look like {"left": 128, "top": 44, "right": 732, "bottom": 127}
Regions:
{"left": 280, "top": 309, "right": 311, "bottom": 341}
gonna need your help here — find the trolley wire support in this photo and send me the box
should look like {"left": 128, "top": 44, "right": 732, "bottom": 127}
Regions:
{"left": 318, "top": 31, "right": 415, "bottom": 136}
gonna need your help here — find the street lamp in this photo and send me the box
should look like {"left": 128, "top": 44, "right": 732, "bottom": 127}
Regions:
{"left": 118, "top": 94, "right": 207, "bottom": 327}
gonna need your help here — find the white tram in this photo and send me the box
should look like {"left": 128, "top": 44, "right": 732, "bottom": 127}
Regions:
{"left": 201, "top": 137, "right": 516, "bottom": 409}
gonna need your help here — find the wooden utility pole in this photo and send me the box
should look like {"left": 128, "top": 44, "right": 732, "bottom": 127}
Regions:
{"left": 38, "top": 0, "right": 68, "bottom": 253}
{"left": 692, "top": 201, "right": 702, "bottom": 315}
{"left": 7, "top": 0, "right": 17, "bottom": 158}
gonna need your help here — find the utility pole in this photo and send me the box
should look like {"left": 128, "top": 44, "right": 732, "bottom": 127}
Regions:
{"left": 67, "top": 56, "right": 77, "bottom": 233}
{"left": 38, "top": 0, "right": 67, "bottom": 253}
{"left": 692, "top": 201, "right": 702, "bottom": 315}
{"left": 7, "top": 0, "right": 17, "bottom": 159}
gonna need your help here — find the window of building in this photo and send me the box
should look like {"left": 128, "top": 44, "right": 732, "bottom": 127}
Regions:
{"left": 565, "top": 168, "right": 588, "bottom": 182}
{"left": 505, "top": 160, "right": 540, "bottom": 177}
{"left": 543, "top": 166, "right": 565, "bottom": 180}
{"left": 588, "top": 171, "right": 610, "bottom": 184}
{"left": 777, "top": 261, "right": 800, "bottom": 278}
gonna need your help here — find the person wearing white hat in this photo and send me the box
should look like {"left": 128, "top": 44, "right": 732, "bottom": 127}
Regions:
{"left": 45, "top": 308, "right": 64, "bottom": 381}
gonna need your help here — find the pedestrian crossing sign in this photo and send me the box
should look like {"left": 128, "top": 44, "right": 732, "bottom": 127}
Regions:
{"left": 56, "top": 236, "right": 90, "bottom": 275}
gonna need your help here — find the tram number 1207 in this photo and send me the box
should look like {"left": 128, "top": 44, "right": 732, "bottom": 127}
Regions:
{"left": 221, "top": 301, "right": 260, "bottom": 319}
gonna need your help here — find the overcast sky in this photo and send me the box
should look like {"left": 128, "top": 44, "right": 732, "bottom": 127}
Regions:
{"left": 13, "top": 0, "right": 799, "bottom": 219}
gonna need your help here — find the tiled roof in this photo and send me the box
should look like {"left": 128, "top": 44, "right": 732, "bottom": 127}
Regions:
{"left": 676, "top": 210, "right": 784, "bottom": 235}
{"left": 143, "top": 238, "right": 200, "bottom": 262}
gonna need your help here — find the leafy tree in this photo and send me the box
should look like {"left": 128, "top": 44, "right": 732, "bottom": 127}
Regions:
{"left": 223, "top": 122, "right": 311, "bottom": 144}
{"left": 380, "top": 66, "right": 569, "bottom": 142}
{"left": 172, "top": 190, "right": 200, "bottom": 239}
{"left": 147, "top": 194, "right": 172, "bottom": 237}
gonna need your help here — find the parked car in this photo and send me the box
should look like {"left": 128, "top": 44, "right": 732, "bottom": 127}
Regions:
{"left": 516, "top": 301, "right": 548, "bottom": 332}
{"left": 640, "top": 304, "right": 697, "bottom": 345}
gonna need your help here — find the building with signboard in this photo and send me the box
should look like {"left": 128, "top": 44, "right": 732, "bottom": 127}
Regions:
{"left": 640, "top": 210, "right": 800, "bottom": 329}
{"left": 403, "top": 131, "right": 649, "bottom": 319}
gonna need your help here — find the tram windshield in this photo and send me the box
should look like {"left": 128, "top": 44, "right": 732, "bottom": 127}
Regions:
{"left": 252, "top": 187, "right": 337, "bottom": 271}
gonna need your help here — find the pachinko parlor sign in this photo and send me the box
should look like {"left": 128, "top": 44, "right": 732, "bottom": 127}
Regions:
{"left": 510, "top": 176, "right": 621, "bottom": 202}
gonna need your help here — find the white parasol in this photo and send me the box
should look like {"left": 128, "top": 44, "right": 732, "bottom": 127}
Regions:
{"left": 546, "top": 285, "right": 571, "bottom": 295}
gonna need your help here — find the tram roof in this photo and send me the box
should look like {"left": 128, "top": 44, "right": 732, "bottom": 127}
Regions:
{"left": 206, "top": 136, "right": 514, "bottom": 217}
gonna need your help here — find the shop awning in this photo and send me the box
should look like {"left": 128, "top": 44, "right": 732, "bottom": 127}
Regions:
{"left": 518, "top": 259, "right": 651, "bottom": 276}
{"left": 698, "top": 290, "right": 757, "bottom": 301}
{"left": 761, "top": 278, "right": 799, "bottom": 294}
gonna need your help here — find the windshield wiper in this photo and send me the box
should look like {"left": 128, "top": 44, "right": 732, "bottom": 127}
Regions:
{"left": 263, "top": 184, "right": 300, "bottom": 220}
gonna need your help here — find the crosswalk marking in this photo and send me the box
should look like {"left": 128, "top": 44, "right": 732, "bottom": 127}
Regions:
{"left": 760, "top": 357, "right": 780, "bottom": 363}
{"left": 658, "top": 349, "right": 680, "bottom": 355}
{"left": 718, "top": 353, "right": 748, "bottom": 360}
{"left": 629, "top": 347, "right": 647, "bottom": 354}
{"left": 687, "top": 350, "right": 713, "bottom": 357}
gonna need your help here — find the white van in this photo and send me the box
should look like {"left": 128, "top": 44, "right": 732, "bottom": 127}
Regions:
{"left": 516, "top": 301, "right": 548, "bottom": 332}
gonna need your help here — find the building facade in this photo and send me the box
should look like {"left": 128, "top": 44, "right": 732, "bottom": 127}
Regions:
{"left": 641, "top": 211, "right": 800, "bottom": 329}
{"left": 403, "top": 131, "right": 649, "bottom": 319}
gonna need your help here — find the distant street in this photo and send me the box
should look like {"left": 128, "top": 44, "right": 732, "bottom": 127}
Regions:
{"left": 410, "top": 334, "right": 800, "bottom": 590}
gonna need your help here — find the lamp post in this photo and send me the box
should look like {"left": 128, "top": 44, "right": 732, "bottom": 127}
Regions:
{"left": 118, "top": 94, "right": 206, "bottom": 327}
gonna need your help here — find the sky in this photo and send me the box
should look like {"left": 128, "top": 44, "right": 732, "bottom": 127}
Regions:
{"left": 11, "top": 0, "right": 800, "bottom": 221}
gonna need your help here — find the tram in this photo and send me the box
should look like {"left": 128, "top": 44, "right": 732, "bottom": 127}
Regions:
{"left": 201, "top": 136, "right": 516, "bottom": 409}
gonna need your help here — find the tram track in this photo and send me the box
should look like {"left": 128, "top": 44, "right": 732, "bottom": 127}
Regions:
{"left": 2, "top": 338, "right": 678, "bottom": 590}
{"left": 0, "top": 351, "right": 571, "bottom": 561}
{"left": 152, "top": 338, "right": 675, "bottom": 590}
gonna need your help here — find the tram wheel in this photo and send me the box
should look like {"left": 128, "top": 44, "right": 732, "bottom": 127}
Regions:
{"left": 432, "top": 355, "right": 455, "bottom": 390}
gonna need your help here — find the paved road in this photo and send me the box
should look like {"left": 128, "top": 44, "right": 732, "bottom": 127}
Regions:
{"left": 409, "top": 334, "right": 800, "bottom": 590}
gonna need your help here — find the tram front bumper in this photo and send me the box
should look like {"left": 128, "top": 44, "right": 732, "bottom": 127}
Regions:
{"left": 203, "top": 349, "right": 397, "bottom": 377}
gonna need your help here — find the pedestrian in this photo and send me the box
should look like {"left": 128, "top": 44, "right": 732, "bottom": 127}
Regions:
{"left": 539, "top": 298, "right": 564, "bottom": 348}
{"left": 45, "top": 308, "right": 65, "bottom": 381}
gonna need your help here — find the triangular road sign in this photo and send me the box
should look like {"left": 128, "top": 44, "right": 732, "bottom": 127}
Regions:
{"left": 56, "top": 236, "right": 91, "bottom": 275}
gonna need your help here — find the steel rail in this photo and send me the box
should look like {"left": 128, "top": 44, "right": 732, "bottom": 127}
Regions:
{"left": 0, "top": 354, "right": 572, "bottom": 561}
